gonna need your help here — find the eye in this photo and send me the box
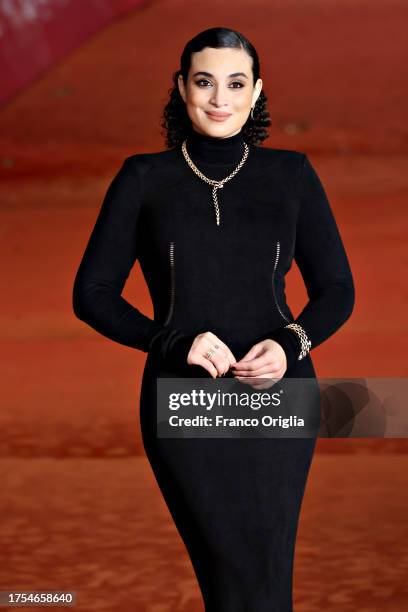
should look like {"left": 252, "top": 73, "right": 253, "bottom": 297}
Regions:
{"left": 196, "top": 79, "right": 211, "bottom": 87}
{"left": 194, "top": 79, "right": 244, "bottom": 89}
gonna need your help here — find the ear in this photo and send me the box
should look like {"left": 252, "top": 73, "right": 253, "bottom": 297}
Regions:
{"left": 178, "top": 74, "right": 186, "bottom": 103}
{"left": 253, "top": 78, "right": 263, "bottom": 106}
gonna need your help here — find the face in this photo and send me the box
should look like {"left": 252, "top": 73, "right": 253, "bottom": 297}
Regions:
{"left": 178, "top": 46, "right": 263, "bottom": 138}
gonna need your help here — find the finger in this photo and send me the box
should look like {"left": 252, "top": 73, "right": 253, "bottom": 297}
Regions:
{"left": 233, "top": 347, "right": 268, "bottom": 370}
{"left": 235, "top": 343, "right": 263, "bottom": 363}
{"left": 240, "top": 374, "right": 280, "bottom": 389}
{"left": 232, "top": 354, "right": 276, "bottom": 375}
{"left": 210, "top": 352, "right": 231, "bottom": 376}
{"left": 205, "top": 335, "right": 235, "bottom": 375}
{"left": 215, "top": 347, "right": 236, "bottom": 374}
{"left": 201, "top": 340, "right": 231, "bottom": 377}
{"left": 192, "top": 355, "right": 219, "bottom": 379}
{"left": 236, "top": 368, "right": 285, "bottom": 384}
{"left": 233, "top": 361, "right": 281, "bottom": 377}
{"left": 226, "top": 348, "right": 237, "bottom": 367}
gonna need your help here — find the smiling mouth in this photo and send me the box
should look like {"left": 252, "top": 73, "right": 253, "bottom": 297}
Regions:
{"left": 205, "top": 111, "right": 232, "bottom": 118}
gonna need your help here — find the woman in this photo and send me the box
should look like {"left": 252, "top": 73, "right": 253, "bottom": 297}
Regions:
{"left": 73, "top": 27, "right": 355, "bottom": 612}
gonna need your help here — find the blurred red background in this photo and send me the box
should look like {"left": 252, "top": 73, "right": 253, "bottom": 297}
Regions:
{"left": 0, "top": 1, "right": 407, "bottom": 610}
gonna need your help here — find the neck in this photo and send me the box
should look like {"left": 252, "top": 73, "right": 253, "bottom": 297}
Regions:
{"left": 184, "top": 126, "right": 247, "bottom": 165}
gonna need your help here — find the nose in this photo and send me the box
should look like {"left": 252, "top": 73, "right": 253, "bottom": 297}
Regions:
{"left": 209, "top": 85, "right": 230, "bottom": 107}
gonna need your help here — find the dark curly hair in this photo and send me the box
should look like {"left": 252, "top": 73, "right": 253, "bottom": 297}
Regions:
{"left": 160, "top": 27, "right": 271, "bottom": 149}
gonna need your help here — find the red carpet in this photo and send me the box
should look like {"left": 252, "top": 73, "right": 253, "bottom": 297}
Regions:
{"left": 0, "top": 1, "right": 407, "bottom": 609}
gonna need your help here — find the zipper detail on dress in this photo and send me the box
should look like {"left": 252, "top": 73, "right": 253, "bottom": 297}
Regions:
{"left": 272, "top": 241, "right": 290, "bottom": 323}
{"left": 164, "top": 241, "right": 176, "bottom": 326}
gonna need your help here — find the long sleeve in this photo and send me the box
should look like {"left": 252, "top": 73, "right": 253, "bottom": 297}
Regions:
{"left": 269, "top": 153, "right": 355, "bottom": 370}
{"left": 72, "top": 156, "right": 195, "bottom": 368}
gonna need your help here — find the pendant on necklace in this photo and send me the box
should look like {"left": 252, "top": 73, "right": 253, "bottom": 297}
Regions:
{"left": 181, "top": 138, "right": 249, "bottom": 228}
{"left": 212, "top": 183, "right": 224, "bottom": 226}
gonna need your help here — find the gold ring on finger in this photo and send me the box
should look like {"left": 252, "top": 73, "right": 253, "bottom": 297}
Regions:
{"left": 205, "top": 349, "right": 215, "bottom": 361}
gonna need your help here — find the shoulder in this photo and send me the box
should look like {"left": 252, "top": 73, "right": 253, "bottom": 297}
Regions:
{"left": 112, "top": 149, "right": 185, "bottom": 196}
{"left": 250, "top": 143, "right": 305, "bottom": 163}
{"left": 248, "top": 144, "right": 306, "bottom": 179}
{"left": 123, "top": 148, "right": 179, "bottom": 171}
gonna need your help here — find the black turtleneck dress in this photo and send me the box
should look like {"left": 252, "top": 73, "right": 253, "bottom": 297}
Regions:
{"left": 73, "top": 128, "right": 354, "bottom": 612}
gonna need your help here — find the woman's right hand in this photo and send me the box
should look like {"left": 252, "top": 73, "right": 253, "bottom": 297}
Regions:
{"left": 186, "top": 332, "right": 236, "bottom": 378}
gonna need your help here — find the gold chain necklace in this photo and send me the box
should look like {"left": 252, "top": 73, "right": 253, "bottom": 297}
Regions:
{"left": 181, "top": 138, "right": 249, "bottom": 226}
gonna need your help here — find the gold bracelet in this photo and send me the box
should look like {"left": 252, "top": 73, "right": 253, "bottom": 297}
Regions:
{"left": 285, "top": 323, "right": 312, "bottom": 360}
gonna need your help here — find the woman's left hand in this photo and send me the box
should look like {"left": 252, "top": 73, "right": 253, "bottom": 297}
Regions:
{"left": 230, "top": 339, "right": 287, "bottom": 389}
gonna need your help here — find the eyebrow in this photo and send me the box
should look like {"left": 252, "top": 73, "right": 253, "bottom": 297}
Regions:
{"left": 192, "top": 71, "right": 248, "bottom": 79}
